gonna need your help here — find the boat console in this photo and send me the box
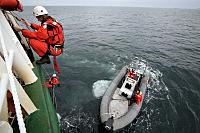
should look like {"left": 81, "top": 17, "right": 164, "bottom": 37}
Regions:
{"left": 119, "top": 70, "right": 140, "bottom": 99}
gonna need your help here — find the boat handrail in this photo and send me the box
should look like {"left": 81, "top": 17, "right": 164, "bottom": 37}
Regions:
{"left": 0, "top": 21, "right": 27, "bottom": 133}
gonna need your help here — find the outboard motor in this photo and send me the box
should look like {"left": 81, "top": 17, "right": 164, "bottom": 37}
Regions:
{"left": 104, "top": 116, "right": 114, "bottom": 131}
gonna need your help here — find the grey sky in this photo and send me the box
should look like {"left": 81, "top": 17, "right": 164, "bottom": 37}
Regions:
{"left": 21, "top": 0, "right": 200, "bottom": 9}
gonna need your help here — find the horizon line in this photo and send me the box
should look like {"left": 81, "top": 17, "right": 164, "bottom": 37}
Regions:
{"left": 22, "top": 5, "right": 200, "bottom": 9}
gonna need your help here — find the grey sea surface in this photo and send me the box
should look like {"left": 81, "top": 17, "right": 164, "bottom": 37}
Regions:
{"left": 21, "top": 6, "right": 200, "bottom": 133}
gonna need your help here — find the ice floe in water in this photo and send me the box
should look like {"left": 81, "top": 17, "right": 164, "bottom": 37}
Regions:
{"left": 92, "top": 80, "right": 111, "bottom": 98}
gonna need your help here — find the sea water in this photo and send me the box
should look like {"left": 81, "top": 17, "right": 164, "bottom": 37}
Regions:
{"left": 21, "top": 6, "right": 200, "bottom": 133}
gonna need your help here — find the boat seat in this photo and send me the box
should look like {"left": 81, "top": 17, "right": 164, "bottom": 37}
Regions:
{"left": 125, "top": 83, "right": 132, "bottom": 89}
{"left": 109, "top": 100, "right": 128, "bottom": 119}
{"left": 112, "top": 88, "right": 127, "bottom": 101}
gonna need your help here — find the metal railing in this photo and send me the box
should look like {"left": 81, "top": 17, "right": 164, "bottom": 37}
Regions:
{"left": 0, "top": 18, "right": 27, "bottom": 133}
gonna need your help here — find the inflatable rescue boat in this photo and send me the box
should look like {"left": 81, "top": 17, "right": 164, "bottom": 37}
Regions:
{"left": 100, "top": 60, "right": 150, "bottom": 131}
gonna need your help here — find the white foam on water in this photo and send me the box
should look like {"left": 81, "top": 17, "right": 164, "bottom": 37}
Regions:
{"left": 57, "top": 113, "right": 61, "bottom": 124}
{"left": 106, "top": 62, "right": 117, "bottom": 73}
{"left": 119, "top": 58, "right": 171, "bottom": 132}
{"left": 147, "top": 66, "right": 169, "bottom": 94}
{"left": 61, "top": 106, "right": 97, "bottom": 132}
{"left": 132, "top": 64, "right": 171, "bottom": 132}
{"left": 80, "top": 59, "right": 100, "bottom": 65}
{"left": 92, "top": 80, "right": 111, "bottom": 98}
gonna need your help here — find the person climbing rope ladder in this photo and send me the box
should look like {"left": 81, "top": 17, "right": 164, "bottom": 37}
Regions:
{"left": 14, "top": 6, "right": 64, "bottom": 73}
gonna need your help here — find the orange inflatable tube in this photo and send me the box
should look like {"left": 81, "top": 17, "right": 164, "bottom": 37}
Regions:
{"left": 0, "top": 0, "right": 23, "bottom": 11}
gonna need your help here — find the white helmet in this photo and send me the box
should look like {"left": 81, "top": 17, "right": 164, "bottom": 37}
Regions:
{"left": 33, "top": 6, "right": 48, "bottom": 17}
{"left": 52, "top": 74, "right": 57, "bottom": 77}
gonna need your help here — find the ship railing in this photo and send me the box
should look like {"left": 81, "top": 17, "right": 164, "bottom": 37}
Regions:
{"left": 0, "top": 23, "right": 27, "bottom": 133}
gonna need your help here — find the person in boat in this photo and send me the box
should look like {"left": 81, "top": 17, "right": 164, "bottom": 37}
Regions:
{"left": 134, "top": 90, "right": 143, "bottom": 105}
{"left": 14, "top": 6, "right": 64, "bottom": 64}
{"left": 128, "top": 68, "right": 136, "bottom": 79}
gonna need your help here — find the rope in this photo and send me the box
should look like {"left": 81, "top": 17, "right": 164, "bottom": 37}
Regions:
{"left": 1, "top": 10, "right": 21, "bottom": 21}
{"left": 41, "top": 65, "right": 51, "bottom": 78}
{"left": 52, "top": 87, "right": 58, "bottom": 110}
{"left": 10, "top": 11, "right": 21, "bottom": 21}
{"left": 40, "top": 65, "right": 58, "bottom": 110}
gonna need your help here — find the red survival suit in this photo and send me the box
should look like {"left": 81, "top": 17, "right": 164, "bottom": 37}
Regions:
{"left": 128, "top": 71, "right": 136, "bottom": 79}
{"left": 45, "top": 75, "right": 60, "bottom": 88}
{"left": 134, "top": 92, "right": 143, "bottom": 105}
{"left": 0, "top": 0, "right": 23, "bottom": 12}
{"left": 21, "top": 18, "right": 64, "bottom": 57}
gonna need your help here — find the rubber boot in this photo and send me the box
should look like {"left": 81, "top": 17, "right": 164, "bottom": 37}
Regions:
{"left": 36, "top": 54, "right": 50, "bottom": 64}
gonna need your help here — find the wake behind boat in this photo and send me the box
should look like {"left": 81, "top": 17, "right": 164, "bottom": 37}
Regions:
{"left": 100, "top": 60, "right": 150, "bottom": 131}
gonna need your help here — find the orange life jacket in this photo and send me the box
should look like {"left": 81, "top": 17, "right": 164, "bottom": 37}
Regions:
{"left": 42, "top": 19, "right": 64, "bottom": 48}
{"left": 41, "top": 18, "right": 64, "bottom": 73}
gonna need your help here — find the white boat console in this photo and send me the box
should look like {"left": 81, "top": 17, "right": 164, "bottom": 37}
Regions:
{"left": 119, "top": 73, "right": 140, "bottom": 99}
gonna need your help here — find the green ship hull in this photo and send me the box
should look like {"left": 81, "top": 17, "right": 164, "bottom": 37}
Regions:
{"left": 24, "top": 63, "right": 60, "bottom": 133}
{"left": 11, "top": 63, "right": 60, "bottom": 133}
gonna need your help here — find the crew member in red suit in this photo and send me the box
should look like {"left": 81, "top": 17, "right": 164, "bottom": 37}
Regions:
{"left": 14, "top": 6, "right": 64, "bottom": 65}
{"left": 45, "top": 74, "right": 60, "bottom": 88}
{"left": 128, "top": 68, "right": 136, "bottom": 79}
{"left": 134, "top": 90, "right": 143, "bottom": 105}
